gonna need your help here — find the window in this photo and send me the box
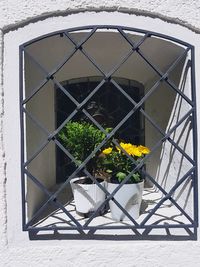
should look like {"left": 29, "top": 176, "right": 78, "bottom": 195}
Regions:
{"left": 20, "top": 25, "right": 198, "bottom": 239}
{"left": 55, "top": 77, "right": 144, "bottom": 183}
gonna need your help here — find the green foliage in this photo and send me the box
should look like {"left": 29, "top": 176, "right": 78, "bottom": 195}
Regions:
{"left": 58, "top": 121, "right": 107, "bottom": 174}
{"left": 58, "top": 121, "right": 149, "bottom": 183}
{"left": 101, "top": 149, "right": 142, "bottom": 183}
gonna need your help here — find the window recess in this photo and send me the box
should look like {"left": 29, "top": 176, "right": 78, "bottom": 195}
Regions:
{"left": 20, "top": 25, "right": 198, "bottom": 240}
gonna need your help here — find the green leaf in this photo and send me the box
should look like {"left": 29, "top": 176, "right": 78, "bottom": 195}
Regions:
{"left": 131, "top": 173, "right": 141, "bottom": 183}
{"left": 116, "top": 172, "right": 126, "bottom": 182}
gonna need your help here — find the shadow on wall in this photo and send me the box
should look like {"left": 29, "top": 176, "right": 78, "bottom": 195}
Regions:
{"left": 146, "top": 58, "right": 193, "bottom": 216}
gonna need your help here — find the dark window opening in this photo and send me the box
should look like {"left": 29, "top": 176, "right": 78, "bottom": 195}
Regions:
{"left": 55, "top": 77, "right": 144, "bottom": 183}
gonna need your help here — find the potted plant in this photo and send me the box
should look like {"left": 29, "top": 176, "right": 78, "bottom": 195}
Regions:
{"left": 100, "top": 142, "right": 150, "bottom": 221}
{"left": 58, "top": 121, "right": 108, "bottom": 216}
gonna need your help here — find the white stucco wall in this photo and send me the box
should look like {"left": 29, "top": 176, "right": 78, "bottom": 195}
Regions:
{"left": 1, "top": 1, "right": 200, "bottom": 266}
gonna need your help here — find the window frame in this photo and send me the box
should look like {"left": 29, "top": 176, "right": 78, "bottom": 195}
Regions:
{"left": 19, "top": 25, "right": 198, "bottom": 238}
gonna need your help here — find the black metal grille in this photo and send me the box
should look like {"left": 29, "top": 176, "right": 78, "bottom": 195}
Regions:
{"left": 19, "top": 25, "right": 198, "bottom": 240}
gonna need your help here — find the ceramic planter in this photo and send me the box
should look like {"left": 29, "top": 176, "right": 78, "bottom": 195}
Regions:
{"left": 70, "top": 177, "right": 106, "bottom": 215}
{"left": 107, "top": 180, "right": 144, "bottom": 221}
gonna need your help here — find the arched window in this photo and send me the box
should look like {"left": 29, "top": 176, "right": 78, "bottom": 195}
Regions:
{"left": 20, "top": 25, "right": 197, "bottom": 239}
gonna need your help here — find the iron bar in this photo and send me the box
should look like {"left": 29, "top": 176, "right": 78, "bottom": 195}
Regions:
{"left": 190, "top": 46, "right": 198, "bottom": 227}
{"left": 24, "top": 170, "right": 84, "bottom": 233}
{"left": 140, "top": 167, "right": 195, "bottom": 226}
{"left": 137, "top": 48, "right": 193, "bottom": 106}
{"left": 19, "top": 46, "right": 26, "bottom": 229}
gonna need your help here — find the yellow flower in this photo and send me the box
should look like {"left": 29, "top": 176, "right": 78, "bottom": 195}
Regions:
{"left": 116, "top": 143, "right": 150, "bottom": 157}
{"left": 138, "top": 145, "right": 150, "bottom": 155}
{"left": 116, "top": 142, "right": 125, "bottom": 152}
{"left": 102, "top": 147, "right": 112, "bottom": 155}
{"left": 117, "top": 143, "right": 136, "bottom": 155}
{"left": 131, "top": 147, "right": 143, "bottom": 157}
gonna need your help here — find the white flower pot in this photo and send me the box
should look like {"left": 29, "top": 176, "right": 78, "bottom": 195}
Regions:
{"left": 107, "top": 180, "right": 144, "bottom": 221}
{"left": 70, "top": 177, "right": 106, "bottom": 215}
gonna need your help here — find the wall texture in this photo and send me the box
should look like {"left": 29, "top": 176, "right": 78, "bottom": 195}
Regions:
{"left": 1, "top": 0, "right": 200, "bottom": 33}
{"left": 1, "top": 1, "right": 200, "bottom": 267}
